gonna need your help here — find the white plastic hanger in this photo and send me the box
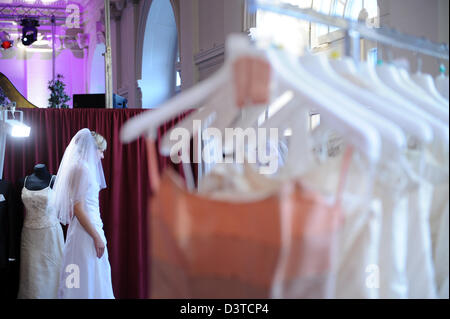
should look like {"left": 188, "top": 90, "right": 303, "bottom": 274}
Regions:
{"left": 435, "top": 75, "right": 449, "bottom": 100}
{"left": 159, "top": 84, "right": 233, "bottom": 157}
{"left": 260, "top": 105, "right": 312, "bottom": 178}
{"left": 218, "top": 71, "right": 290, "bottom": 146}
{"left": 330, "top": 57, "right": 433, "bottom": 146}
{"left": 376, "top": 63, "right": 449, "bottom": 124}
{"left": 295, "top": 52, "right": 406, "bottom": 160}
{"left": 251, "top": 48, "right": 383, "bottom": 179}
{"left": 262, "top": 47, "right": 382, "bottom": 164}
{"left": 358, "top": 61, "right": 448, "bottom": 145}
{"left": 160, "top": 51, "right": 279, "bottom": 159}
{"left": 220, "top": 45, "right": 384, "bottom": 170}
{"left": 398, "top": 66, "right": 447, "bottom": 109}
{"left": 435, "top": 65, "right": 449, "bottom": 100}
{"left": 219, "top": 69, "right": 301, "bottom": 157}
{"left": 411, "top": 72, "right": 448, "bottom": 106}
{"left": 410, "top": 56, "right": 448, "bottom": 105}
{"left": 122, "top": 34, "right": 382, "bottom": 167}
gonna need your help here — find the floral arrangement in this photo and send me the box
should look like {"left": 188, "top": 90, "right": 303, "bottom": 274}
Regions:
{"left": 48, "top": 74, "right": 70, "bottom": 108}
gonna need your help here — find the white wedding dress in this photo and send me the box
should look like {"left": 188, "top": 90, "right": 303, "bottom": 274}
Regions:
{"left": 18, "top": 178, "right": 64, "bottom": 299}
{"left": 58, "top": 174, "right": 114, "bottom": 299}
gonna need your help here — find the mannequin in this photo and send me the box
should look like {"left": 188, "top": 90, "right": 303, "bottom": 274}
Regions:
{"left": 17, "top": 163, "right": 63, "bottom": 299}
{"left": 22, "top": 164, "right": 55, "bottom": 191}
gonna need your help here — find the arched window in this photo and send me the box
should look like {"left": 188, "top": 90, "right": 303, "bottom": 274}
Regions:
{"left": 250, "top": 0, "right": 379, "bottom": 57}
{"left": 139, "top": 0, "right": 178, "bottom": 108}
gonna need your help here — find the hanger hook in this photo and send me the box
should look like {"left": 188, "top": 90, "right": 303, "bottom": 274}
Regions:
{"left": 439, "top": 63, "right": 446, "bottom": 75}
{"left": 437, "top": 58, "right": 446, "bottom": 75}
{"left": 376, "top": 44, "right": 386, "bottom": 65}
{"left": 376, "top": 45, "right": 383, "bottom": 65}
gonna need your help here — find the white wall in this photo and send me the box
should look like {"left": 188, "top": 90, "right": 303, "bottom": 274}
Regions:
{"left": 379, "top": 0, "right": 449, "bottom": 76}
{"left": 179, "top": 0, "right": 198, "bottom": 90}
{"left": 438, "top": 0, "right": 449, "bottom": 66}
{"left": 179, "top": 0, "right": 245, "bottom": 86}
{"left": 198, "top": 0, "right": 225, "bottom": 52}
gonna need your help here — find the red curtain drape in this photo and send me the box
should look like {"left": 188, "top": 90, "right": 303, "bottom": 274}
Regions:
{"left": 2, "top": 108, "right": 185, "bottom": 299}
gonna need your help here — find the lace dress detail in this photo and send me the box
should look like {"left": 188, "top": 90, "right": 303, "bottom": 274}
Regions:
{"left": 22, "top": 184, "right": 59, "bottom": 229}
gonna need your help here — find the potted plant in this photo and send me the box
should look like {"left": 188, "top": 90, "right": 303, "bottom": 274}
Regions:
{"left": 48, "top": 74, "right": 70, "bottom": 108}
{"left": 0, "top": 85, "right": 10, "bottom": 106}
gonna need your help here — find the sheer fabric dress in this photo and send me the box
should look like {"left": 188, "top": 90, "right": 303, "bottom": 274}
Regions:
{"left": 57, "top": 165, "right": 114, "bottom": 299}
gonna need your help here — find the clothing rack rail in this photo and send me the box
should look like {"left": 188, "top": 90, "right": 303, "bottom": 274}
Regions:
{"left": 250, "top": 0, "right": 450, "bottom": 62}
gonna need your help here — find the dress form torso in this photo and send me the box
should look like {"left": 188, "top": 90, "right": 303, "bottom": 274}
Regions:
{"left": 23, "top": 164, "right": 54, "bottom": 191}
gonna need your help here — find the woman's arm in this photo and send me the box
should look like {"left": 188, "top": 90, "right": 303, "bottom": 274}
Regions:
{"left": 73, "top": 202, "right": 105, "bottom": 258}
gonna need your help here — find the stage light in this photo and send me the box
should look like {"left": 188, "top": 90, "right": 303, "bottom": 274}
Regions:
{"left": 2, "top": 119, "right": 30, "bottom": 137}
{"left": 20, "top": 18, "right": 40, "bottom": 46}
{"left": 0, "top": 102, "right": 32, "bottom": 179}
{"left": 0, "top": 103, "right": 30, "bottom": 138}
{"left": 0, "top": 31, "right": 13, "bottom": 50}
{"left": 1, "top": 40, "right": 13, "bottom": 49}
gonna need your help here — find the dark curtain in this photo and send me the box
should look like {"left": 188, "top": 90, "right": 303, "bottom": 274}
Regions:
{"left": 2, "top": 108, "right": 185, "bottom": 299}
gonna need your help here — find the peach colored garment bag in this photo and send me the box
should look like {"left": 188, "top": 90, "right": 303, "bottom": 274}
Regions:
{"left": 146, "top": 137, "right": 353, "bottom": 299}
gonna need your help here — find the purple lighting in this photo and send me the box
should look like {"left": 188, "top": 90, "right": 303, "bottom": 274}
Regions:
{"left": 0, "top": 0, "right": 104, "bottom": 108}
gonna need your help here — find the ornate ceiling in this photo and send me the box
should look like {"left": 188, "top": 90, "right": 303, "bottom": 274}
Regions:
{"left": 0, "top": 0, "right": 137, "bottom": 53}
{"left": 0, "top": 0, "right": 111, "bottom": 52}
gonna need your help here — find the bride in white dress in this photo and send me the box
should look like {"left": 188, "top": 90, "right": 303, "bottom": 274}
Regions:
{"left": 53, "top": 128, "right": 114, "bottom": 299}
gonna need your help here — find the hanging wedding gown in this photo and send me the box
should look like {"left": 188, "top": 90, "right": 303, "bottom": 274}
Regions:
{"left": 147, "top": 139, "right": 354, "bottom": 299}
{"left": 427, "top": 143, "right": 449, "bottom": 298}
{"left": 57, "top": 170, "right": 114, "bottom": 299}
{"left": 198, "top": 137, "right": 383, "bottom": 299}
